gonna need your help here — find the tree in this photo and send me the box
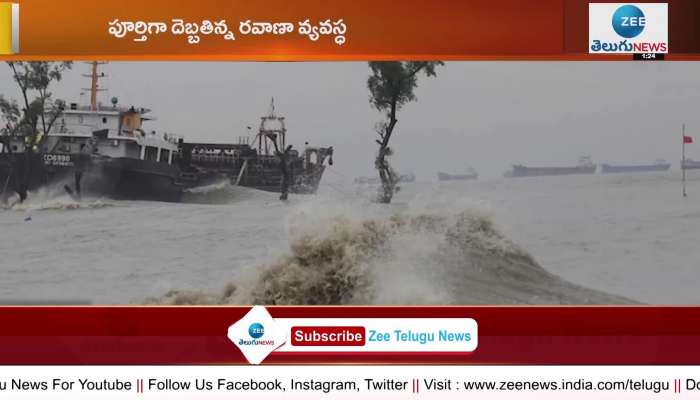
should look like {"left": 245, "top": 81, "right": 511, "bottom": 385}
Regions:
{"left": 367, "top": 61, "right": 443, "bottom": 203}
{"left": 0, "top": 61, "right": 72, "bottom": 201}
{"left": 0, "top": 96, "right": 21, "bottom": 136}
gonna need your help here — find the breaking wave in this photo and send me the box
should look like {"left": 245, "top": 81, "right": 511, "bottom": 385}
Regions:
{"left": 183, "top": 180, "right": 231, "bottom": 194}
{"left": 2, "top": 186, "right": 115, "bottom": 212}
{"left": 182, "top": 180, "right": 273, "bottom": 204}
{"left": 146, "top": 202, "right": 633, "bottom": 305}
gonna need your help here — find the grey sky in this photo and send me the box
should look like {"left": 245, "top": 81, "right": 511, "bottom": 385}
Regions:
{"left": 1, "top": 62, "right": 699, "bottom": 181}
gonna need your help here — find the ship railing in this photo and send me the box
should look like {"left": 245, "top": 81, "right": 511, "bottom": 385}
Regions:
{"left": 190, "top": 152, "right": 283, "bottom": 165}
{"left": 49, "top": 123, "right": 99, "bottom": 136}
{"left": 191, "top": 153, "right": 240, "bottom": 164}
{"left": 257, "top": 154, "right": 280, "bottom": 164}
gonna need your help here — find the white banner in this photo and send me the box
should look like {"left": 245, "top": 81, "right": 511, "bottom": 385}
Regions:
{"left": 0, "top": 366, "right": 697, "bottom": 399}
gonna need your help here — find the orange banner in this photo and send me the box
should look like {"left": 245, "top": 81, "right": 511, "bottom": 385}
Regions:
{"left": 3, "top": 0, "right": 700, "bottom": 60}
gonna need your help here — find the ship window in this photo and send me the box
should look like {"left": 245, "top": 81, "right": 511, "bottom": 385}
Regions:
{"left": 144, "top": 146, "right": 158, "bottom": 161}
{"left": 159, "top": 149, "right": 170, "bottom": 163}
{"left": 102, "top": 117, "right": 107, "bottom": 124}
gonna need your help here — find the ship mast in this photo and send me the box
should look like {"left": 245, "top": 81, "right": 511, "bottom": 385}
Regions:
{"left": 81, "top": 61, "right": 107, "bottom": 111}
{"left": 258, "top": 97, "right": 286, "bottom": 156}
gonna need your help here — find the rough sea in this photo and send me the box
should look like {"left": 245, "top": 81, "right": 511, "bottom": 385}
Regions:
{"left": 1, "top": 171, "right": 698, "bottom": 305}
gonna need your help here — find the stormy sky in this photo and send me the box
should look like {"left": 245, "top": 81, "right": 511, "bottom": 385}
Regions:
{"left": 1, "top": 62, "right": 699, "bottom": 180}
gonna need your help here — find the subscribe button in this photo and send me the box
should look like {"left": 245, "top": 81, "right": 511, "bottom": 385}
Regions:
{"left": 274, "top": 318, "right": 477, "bottom": 353}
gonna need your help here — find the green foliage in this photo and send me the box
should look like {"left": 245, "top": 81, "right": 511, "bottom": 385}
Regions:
{"left": 0, "top": 95, "right": 20, "bottom": 135}
{"left": 1, "top": 61, "right": 72, "bottom": 140}
{"left": 367, "top": 61, "right": 443, "bottom": 203}
{"left": 367, "top": 61, "right": 444, "bottom": 115}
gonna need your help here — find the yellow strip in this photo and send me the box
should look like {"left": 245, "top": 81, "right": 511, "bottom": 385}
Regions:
{"left": 0, "top": 3, "right": 12, "bottom": 54}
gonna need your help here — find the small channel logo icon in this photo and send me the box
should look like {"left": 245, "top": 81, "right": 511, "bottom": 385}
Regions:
{"left": 227, "top": 306, "right": 287, "bottom": 364}
{"left": 589, "top": 3, "right": 668, "bottom": 54}
{"left": 248, "top": 322, "right": 265, "bottom": 339}
{"left": 0, "top": 2, "right": 19, "bottom": 54}
{"left": 611, "top": 5, "right": 645, "bottom": 38}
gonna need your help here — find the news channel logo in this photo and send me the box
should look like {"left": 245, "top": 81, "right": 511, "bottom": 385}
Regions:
{"left": 227, "top": 306, "right": 285, "bottom": 364}
{"left": 248, "top": 322, "right": 265, "bottom": 339}
{"left": 0, "top": 2, "right": 19, "bottom": 55}
{"left": 589, "top": 3, "right": 668, "bottom": 54}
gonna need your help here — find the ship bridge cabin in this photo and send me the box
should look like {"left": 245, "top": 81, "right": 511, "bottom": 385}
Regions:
{"left": 47, "top": 101, "right": 180, "bottom": 165}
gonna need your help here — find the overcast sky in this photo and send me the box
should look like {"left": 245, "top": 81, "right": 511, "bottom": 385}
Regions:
{"left": 1, "top": 62, "right": 699, "bottom": 180}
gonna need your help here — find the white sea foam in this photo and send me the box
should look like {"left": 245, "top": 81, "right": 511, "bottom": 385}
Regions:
{"left": 147, "top": 195, "right": 631, "bottom": 305}
{"left": 3, "top": 186, "right": 114, "bottom": 212}
{"left": 183, "top": 180, "right": 232, "bottom": 194}
{"left": 3, "top": 171, "right": 699, "bottom": 304}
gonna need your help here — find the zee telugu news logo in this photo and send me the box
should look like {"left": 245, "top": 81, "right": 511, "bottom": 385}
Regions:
{"left": 237, "top": 322, "right": 276, "bottom": 346}
{"left": 589, "top": 3, "right": 668, "bottom": 54}
{"left": 248, "top": 322, "right": 265, "bottom": 339}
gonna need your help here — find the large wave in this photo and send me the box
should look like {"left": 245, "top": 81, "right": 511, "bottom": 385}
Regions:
{"left": 145, "top": 202, "right": 633, "bottom": 305}
{"left": 2, "top": 186, "right": 114, "bottom": 212}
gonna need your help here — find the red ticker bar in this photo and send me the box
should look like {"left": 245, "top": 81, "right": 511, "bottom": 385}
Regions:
{"left": 0, "top": 306, "right": 700, "bottom": 365}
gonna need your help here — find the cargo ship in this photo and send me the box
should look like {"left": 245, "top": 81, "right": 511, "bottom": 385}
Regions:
{"left": 180, "top": 100, "right": 333, "bottom": 195}
{"left": 353, "top": 176, "right": 380, "bottom": 184}
{"left": 437, "top": 168, "right": 478, "bottom": 181}
{"left": 601, "top": 160, "right": 671, "bottom": 174}
{"left": 505, "top": 157, "right": 597, "bottom": 178}
{"left": 681, "top": 159, "right": 700, "bottom": 170}
{"left": 0, "top": 63, "right": 333, "bottom": 203}
{"left": 398, "top": 172, "right": 416, "bottom": 183}
{"left": 0, "top": 62, "right": 198, "bottom": 202}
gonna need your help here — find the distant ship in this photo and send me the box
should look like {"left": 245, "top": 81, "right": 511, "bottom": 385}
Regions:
{"left": 354, "top": 172, "right": 415, "bottom": 184}
{"left": 437, "top": 168, "right": 478, "bottom": 181}
{"left": 398, "top": 172, "right": 416, "bottom": 182}
{"left": 506, "top": 157, "right": 597, "bottom": 178}
{"left": 353, "top": 176, "right": 379, "bottom": 184}
{"left": 681, "top": 159, "right": 700, "bottom": 170}
{"left": 601, "top": 160, "right": 671, "bottom": 174}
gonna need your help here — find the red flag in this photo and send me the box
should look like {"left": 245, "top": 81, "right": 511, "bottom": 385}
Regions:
{"left": 684, "top": 136, "right": 693, "bottom": 144}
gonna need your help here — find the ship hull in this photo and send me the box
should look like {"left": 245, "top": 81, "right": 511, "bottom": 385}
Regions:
{"left": 237, "top": 164, "right": 326, "bottom": 195}
{"left": 196, "top": 160, "right": 326, "bottom": 194}
{"left": 355, "top": 175, "right": 414, "bottom": 184}
{"left": 85, "top": 158, "right": 187, "bottom": 201}
{"left": 437, "top": 172, "right": 478, "bottom": 181}
{"left": 601, "top": 163, "right": 671, "bottom": 173}
{"left": 354, "top": 177, "right": 380, "bottom": 184}
{"left": 508, "top": 165, "right": 597, "bottom": 178}
{"left": 183, "top": 149, "right": 328, "bottom": 195}
{"left": 682, "top": 161, "right": 700, "bottom": 170}
{"left": 0, "top": 153, "right": 191, "bottom": 202}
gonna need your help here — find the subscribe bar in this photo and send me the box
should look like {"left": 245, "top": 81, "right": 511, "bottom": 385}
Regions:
{"left": 291, "top": 326, "right": 366, "bottom": 346}
{"left": 275, "top": 318, "right": 478, "bottom": 353}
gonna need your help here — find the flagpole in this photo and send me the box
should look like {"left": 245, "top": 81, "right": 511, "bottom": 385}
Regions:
{"left": 683, "top": 123, "right": 687, "bottom": 197}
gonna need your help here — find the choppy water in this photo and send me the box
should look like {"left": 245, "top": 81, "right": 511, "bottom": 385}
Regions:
{"left": 0, "top": 171, "right": 698, "bottom": 304}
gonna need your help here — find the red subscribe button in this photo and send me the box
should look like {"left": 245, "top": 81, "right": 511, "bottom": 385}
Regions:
{"left": 291, "top": 326, "right": 366, "bottom": 346}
